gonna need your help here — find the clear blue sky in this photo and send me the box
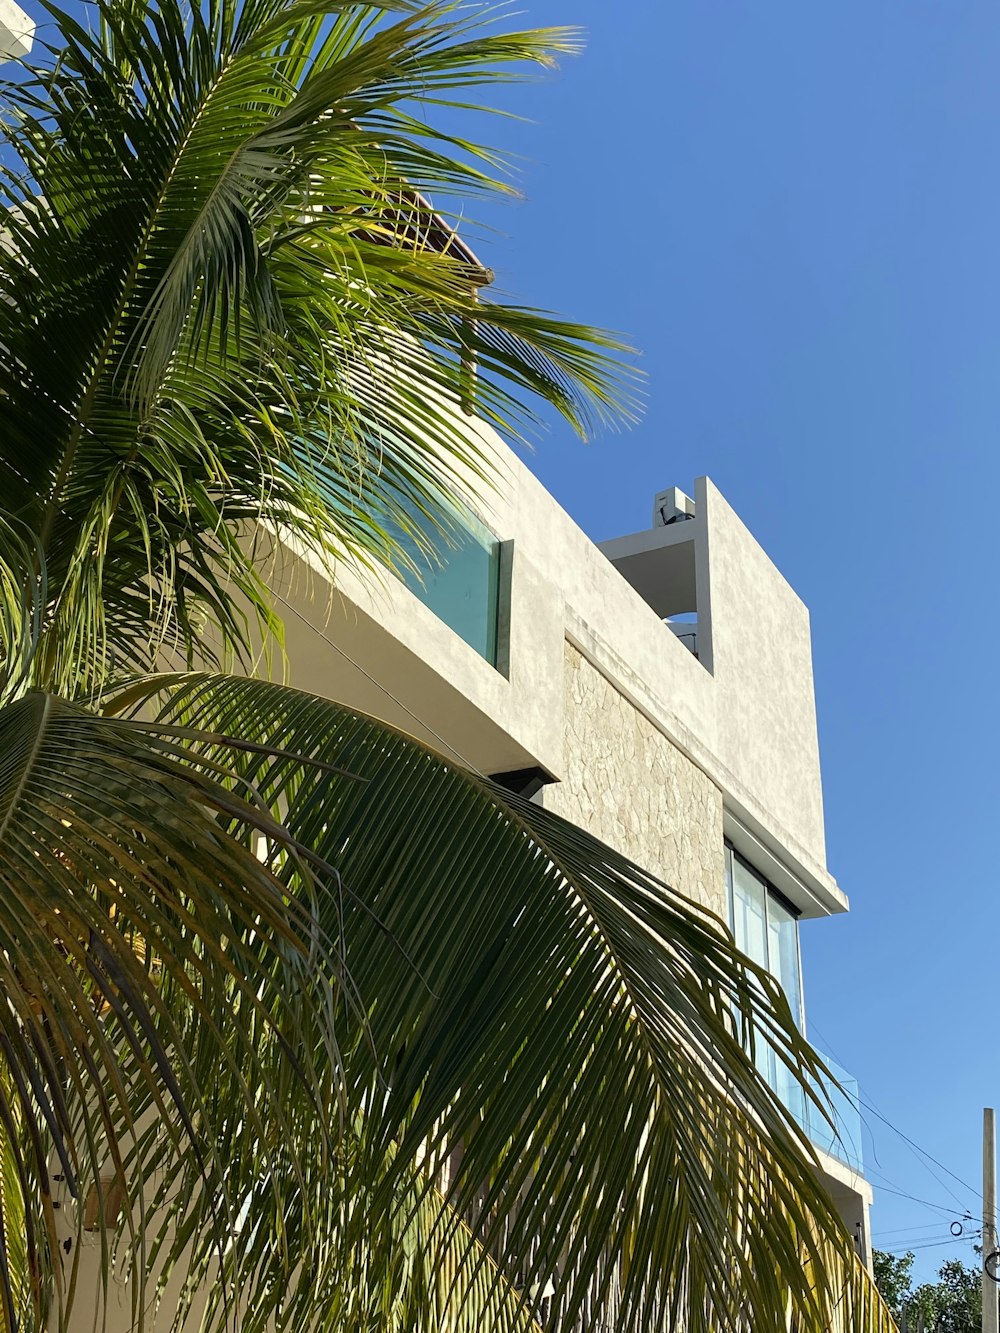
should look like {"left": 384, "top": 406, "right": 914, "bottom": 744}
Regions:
{"left": 461, "top": 0, "right": 1000, "bottom": 1278}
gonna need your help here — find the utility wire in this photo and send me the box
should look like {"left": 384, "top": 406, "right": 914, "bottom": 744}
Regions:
{"left": 873, "top": 1221, "right": 967, "bottom": 1239}
{"left": 875, "top": 1226, "right": 979, "bottom": 1245}
{"left": 808, "top": 1022, "right": 984, "bottom": 1216}
{"left": 858, "top": 1096, "right": 984, "bottom": 1211}
{"left": 880, "top": 1233, "right": 982, "bottom": 1257}
{"left": 873, "top": 1230, "right": 973, "bottom": 1246}
{"left": 864, "top": 1174, "right": 976, "bottom": 1220}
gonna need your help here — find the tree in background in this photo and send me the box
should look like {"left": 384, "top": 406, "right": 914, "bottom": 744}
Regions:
{"left": 0, "top": 0, "right": 897, "bottom": 1329}
{"left": 874, "top": 1249, "right": 981, "bottom": 1331}
{"left": 873, "top": 1250, "right": 917, "bottom": 1322}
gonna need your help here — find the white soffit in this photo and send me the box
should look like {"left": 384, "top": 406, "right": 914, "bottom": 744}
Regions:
{"left": 723, "top": 807, "right": 849, "bottom": 919}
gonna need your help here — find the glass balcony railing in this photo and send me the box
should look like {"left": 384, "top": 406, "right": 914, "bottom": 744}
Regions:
{"left": 801, "top": 1054, "right": 865, "bottom": 1174}
{"left": 769, "top": 1050, "right": 864, "bottom": 1174}
{"left": 283, "top": 439, "right": 505, "bottom": 668}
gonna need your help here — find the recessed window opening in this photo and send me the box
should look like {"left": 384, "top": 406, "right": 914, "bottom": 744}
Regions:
{"left": 725, "top": 840, "right": 806, "bottom": 1125}
{"left": 384, "top": 499, "right": 508, "bottom": 670}
{"left": 725, "top": 841, "right": 802, "bottom": 1025}
{"left": 725, "top": 840, "right": 864, "bottom": 1172}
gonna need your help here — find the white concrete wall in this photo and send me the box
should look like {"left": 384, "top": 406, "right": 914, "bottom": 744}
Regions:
{"left": 700, "top": 478, "right": 827, "bottom": 865}
{"left": 270, "top": 431, "right": 843, "bottom": 917}
{"left": 0, "top": 0, "right": 32, "bottom": 59}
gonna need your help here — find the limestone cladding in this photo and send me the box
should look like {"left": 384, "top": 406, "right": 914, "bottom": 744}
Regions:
{"left": 545, "top": 643, "right": 727, "bottom": 920}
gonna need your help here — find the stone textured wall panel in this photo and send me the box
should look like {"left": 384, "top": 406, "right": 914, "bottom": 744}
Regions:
{"left": 545, "top": 643, "right": 727, "bottom": 920}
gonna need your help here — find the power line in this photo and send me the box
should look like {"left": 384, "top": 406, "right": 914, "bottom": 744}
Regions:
{"left": 874, "top": 1221, "right": 968, "bottom": 1239}
{"left": 874, "top": 1232, "right": 968, "bottom": 1246}
{"left": 807, "top": 1022, "right": 984, "bottom": 1217}
{"left": 875, "top": 1227, "right": 979, "bottom": 1246}
{"left": 880, "top": 1233, "right": 982, "bottom": 1257}
{"left": 865, "top": 1174, "right": 976, "bottom": 1220}
{"left": 858, "top": 1096, "right": 984, "bottom": 1210}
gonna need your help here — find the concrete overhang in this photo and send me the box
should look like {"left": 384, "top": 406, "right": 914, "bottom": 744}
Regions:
{"left": 599, "top": 522, "right": 699, "bottom": 619}
{"left": 0, "top": 0, "right": 33, "bottom": 58}
{"left": 814, "top": 1147, "right": 872, "bottom": 1204}
{"left": 722, "top": 806, "right": 849, "bottom": 919}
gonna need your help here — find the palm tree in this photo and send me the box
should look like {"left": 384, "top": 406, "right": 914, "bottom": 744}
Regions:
{"left": 0, "top": 0, "right": 894, "bottom": 1329}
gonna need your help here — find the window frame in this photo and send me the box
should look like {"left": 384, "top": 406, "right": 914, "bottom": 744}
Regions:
{"left": 724, "top": 840, "right": 805, "bottom": 1030}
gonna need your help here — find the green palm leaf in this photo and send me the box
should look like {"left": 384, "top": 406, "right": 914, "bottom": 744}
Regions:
{"left": 0, "top": 0, "right": 636, "bottom": 700}
{"left": 0, "top": 690, "right": 349, "bottom": 1332}
{"left": 104, "top": 672, "right": 895, "bottom": 1333}
{"left": 0, "top": 1092, "right": 32, "bottom": 1333}
{"left": 0, "top": 1, "right": 894, "bottom": 1328}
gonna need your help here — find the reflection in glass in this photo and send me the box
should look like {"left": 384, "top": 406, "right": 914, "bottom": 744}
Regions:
{"left": 731, "top": 858, "right": 768, "bottom": 969}
{"left": 387, "top": 503, "right": 502, "bottom": 666}
{"left": 767, "top": 894, "right": 801, "bottom": 1024}
{"left": 724, "top": 843, "right": 863, "bottom": 1171}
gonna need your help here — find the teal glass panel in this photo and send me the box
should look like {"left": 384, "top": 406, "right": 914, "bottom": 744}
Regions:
{"left": 280, "top": 438, "right": 503, "bottom": 665}
{"left": 389, "top": 505, "right": 502, "bottom": 666}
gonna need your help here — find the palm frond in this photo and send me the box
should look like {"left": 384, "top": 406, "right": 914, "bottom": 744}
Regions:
{"left": 0, "top": 4, "right": 891, "bottom": 1331}
{"left": 0, "top": 0, "right": 637, "bottom": 699}
{"left": 0, "top": 1089, "right": 32, "bottom": 1333}
{"left": 187, "top": 1122, "right": 545, "bottom": 1333}
{"left": 107, "top": 672, "right": 895, "bottom": 1333}
{"left": 0, "top": 690, "right": 348, "bottom": 1332}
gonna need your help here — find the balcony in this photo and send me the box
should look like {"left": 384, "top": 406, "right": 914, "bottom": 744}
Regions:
{"left": 769, "top": 1051, "right": 864, "bottom": 1175}
{"left": 802, "top": 1054, "right": 865, "bottom": 1174}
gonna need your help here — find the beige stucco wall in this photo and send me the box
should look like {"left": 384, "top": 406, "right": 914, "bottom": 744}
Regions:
{"left": 266, "top": 461, "right": 843, "bottom": 916}
{"left": 0, "top": 0, "right": 32, "bottom": 58}
{"left": 701, "top": 480, "right": 827, "bottom": 863}
{"left": 544, "top": 644, "right": 727, "bottom": 921}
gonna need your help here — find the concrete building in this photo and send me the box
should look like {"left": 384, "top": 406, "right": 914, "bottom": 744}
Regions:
{"left": 0, "top": 0, "right": 32, "bottom": 58}
{"left": 55, "top": 449, "right": 873, "bottom": 1329}
{"left": 266, "top": 442, "right": 873, "bottom": 1263}
{"left": 1, "top": 1, "right": 872, "bottom": 1318}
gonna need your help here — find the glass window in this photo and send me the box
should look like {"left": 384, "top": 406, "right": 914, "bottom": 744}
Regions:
{"left": 285, "top": 442, "right": 507, "bottom": 668}
{"left": 725, "top": 843, "right": 803, "bottom": 1027}
{"left": 384, "top": 501, "right": 505, "bottom": 669}
{"left": 725, "top": 844, "right": 864, "bottom": 1171}
{"left": 730, "top": 856, "right": 767, "bottom": 970}
{"left": 767, "top": 894, "right": 802, "bottom": 1026}
{"left": 726, "top": 842, "right": 805, "bottom": 1118}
